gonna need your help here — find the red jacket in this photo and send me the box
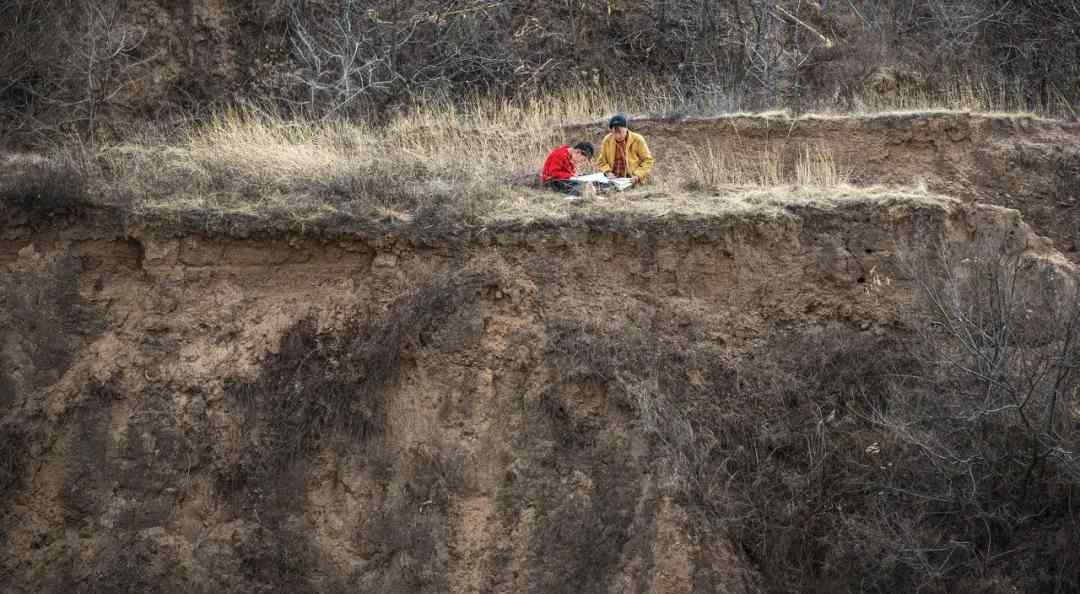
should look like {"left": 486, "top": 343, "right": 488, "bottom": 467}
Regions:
{"left": 541, "top": 144, "right": 575, "bottom": 183}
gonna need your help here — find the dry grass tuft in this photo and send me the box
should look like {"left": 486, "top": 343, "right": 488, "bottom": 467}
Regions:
{"left": 682, "top": 143, "right": 848, "bottom": 192}
{"left": 840, "top": 74, "right": 1057, "bottom": 118}
{"left": 794, "top": 146, "right": 847, "bottom": 187}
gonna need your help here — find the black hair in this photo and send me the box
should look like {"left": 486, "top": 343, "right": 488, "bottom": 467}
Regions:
{"left": 608, "top": 113, "right": 628, "bottom": 129}
{"left": 573, "top": 142, "right": 594, "bottom": 159}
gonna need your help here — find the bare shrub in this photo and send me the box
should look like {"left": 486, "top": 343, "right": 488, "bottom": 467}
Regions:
{"left": 0, "top": 0, "right": 147, "bottom": 140}
{"left": 902, "top": 244, "right": 1080, "bottom": 495}
{"left": 282, "top": 0, "right": 515, "bottom": 115}
{"left": 3, "top": 0, "right": 1080, "bottom": 138}
{"left": 0, "top": 0, "right": 53, "bottom": 137}
{"left": 725, "top": 245, "right": 1080, "bottom": 592}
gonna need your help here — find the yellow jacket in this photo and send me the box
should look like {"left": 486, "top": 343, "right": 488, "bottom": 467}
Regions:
{"left": 595, "top": 130, "right": 655, "bottom": 182}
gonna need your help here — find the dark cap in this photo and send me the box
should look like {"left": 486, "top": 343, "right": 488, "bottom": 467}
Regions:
{"left": 573, "top": 142, "right": 594, "bottom": 158}
{"left": 608, "top": 113, "right": 628, "bottom": 129}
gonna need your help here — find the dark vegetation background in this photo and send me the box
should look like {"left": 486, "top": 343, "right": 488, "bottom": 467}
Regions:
{"left": 1, "top": 0, "right": 1079, "bottom": 144}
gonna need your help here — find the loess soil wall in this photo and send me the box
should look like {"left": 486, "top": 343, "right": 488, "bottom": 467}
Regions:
{"left": 1, "top": 192, "right": 1076, "bottom": 592}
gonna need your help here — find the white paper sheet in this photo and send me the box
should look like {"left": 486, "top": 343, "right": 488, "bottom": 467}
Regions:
{"left": 569, "top": 172, "right": 611, "bottom": 184}
{"left": 569, "top": 173, "right": 635, "bottom": 190}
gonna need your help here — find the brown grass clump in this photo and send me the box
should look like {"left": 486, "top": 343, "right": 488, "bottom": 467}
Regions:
{"left": 683, "top": 143, "right": 848, "bottom": 191}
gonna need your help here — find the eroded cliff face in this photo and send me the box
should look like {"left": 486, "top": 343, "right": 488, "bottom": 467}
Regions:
{"left": 0, "top": 193, "right": 1074, "bottom": 593}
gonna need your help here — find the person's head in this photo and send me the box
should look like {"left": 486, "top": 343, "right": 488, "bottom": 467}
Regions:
{"left": 570, "top": 142, "right": 594, "bottom": 166}
{"left": 608, "top": 113, "right": 629, "bottom": 141}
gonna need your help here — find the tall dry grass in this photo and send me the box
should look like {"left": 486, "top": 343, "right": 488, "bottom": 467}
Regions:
{"left": 9, "top": 78, "right": 1071, "bottom": 232}
{"left": 73, "top": 84, "right": 684, "bottom": 228}
{"left": 683, "top": 143, "right": 848, "bottom": 191}
{"left": 840, "top": 74, "right": 1074, "bottom": 118}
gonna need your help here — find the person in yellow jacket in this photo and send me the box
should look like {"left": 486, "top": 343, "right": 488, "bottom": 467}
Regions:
{"left": 595, "top": 113, "right": 654, "bottom": 185}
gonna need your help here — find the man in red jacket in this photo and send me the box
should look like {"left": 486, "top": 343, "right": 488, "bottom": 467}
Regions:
{"left": 541, "top": 142, "right": 594, "bottom": 195}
